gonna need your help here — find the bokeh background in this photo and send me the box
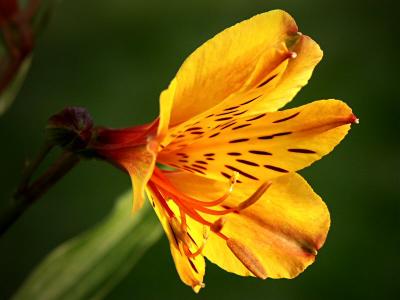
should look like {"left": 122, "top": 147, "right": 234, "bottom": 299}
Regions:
{"left": 0, "top": 0, "right": 399, "bottom": 299}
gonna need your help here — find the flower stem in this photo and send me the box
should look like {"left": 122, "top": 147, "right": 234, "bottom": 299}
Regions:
{"left": 17, "top": 142, "right": 53, "bottom": 193}
{"left": 0, "top": 151, "right": 80, "bottom": 237}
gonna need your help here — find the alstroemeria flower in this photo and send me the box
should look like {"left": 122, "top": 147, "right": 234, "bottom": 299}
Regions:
{"left": 92, "top": 10, "right": 357, "bottom": 292}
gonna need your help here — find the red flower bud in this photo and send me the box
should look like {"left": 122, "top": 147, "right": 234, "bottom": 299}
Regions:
{"left": 47, "top": 106, "right": 94, "bottom": 153}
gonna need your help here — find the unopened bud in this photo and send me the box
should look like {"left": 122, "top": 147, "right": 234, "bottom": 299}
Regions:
{"left": 46, "top": 106, "right": 93, "bottom": 153}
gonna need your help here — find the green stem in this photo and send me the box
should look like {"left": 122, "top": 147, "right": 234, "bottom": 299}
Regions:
{"left": 0, "top": 151, "right": 80, "bottom": 237}
{"left": 17, "top": 142, "right": 53, "bottom": 193}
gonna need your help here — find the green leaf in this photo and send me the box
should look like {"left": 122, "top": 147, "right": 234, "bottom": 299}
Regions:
{"left": 12, "top": 191, "right": 162, "bottom": 300}
{"left": 0, "top": 55, "right": 32, "bottom": 116}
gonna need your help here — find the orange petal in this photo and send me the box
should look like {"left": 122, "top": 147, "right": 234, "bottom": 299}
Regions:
{"left": 163, "top": 171, "right": 330, "bottom": 279}
{"left": 125, "top": 144, "right": 158, "bottom": 212}
{"left": 93, "top": 121, "right": 159, "bottom": 212}
{"left": 159, "top": 99, "right": 355, "bottom": 186}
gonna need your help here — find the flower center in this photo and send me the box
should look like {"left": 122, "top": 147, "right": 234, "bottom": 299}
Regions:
{"left": 148, "top": 167, "right": 271, "bottom": 258}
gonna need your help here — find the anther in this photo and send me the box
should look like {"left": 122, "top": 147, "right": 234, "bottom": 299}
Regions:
{"left": 229, "top": 171, "right": 240, "bottom": 192}
{"left": 170, "top": 217, "right": 191, "bottom": 245}
{"left": 211, "top": 217, "right": 226, "bottom": 233}
{"left": 193, "top": 281, "right": 205, "bottom": 292}
{"left": 289, "top": 51, "right": 297, "bottom": 59}
{"left": 184, "top": 226, "right": 209, "bottom": 258}
{"left": 226, "top": 238, "right": 267, "bottom": 279}
{"left": 202, "top": 226, "right": 209, "bottom": 240}
{"left": 237, "top": 181, "right": 272, "bottom": 211}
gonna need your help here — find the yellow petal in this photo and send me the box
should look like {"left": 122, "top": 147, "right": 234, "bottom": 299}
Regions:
{"left": 157, "top": 78, "right": 177, "bottom": 142}
{"left": 163, "top": 171, "right": 330, "bottom": 279}
{"left": 146, "top": 185, "right": 206, "bottom": 292}
{"left": 164, "top": 10, "right": 300, "bottom": 127}
{"left": 159, "top": 99, "right": 355, "bottom": 186}
{"left": 249, "top": 34, "right": 323, "bottom": 114}
{"left": 159, "top": 44, "right": 292, "bottom": 149}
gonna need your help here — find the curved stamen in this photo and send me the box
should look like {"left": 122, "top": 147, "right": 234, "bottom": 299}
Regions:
{"left": 180, "top": 209, "right": 188, "bottom": 232}
{"left": 158, "top": 188, "right": 214, "bottom": 227}
{"left": 148, "top": 181, "right": 174, "bottom": 217}
{"left": 188, "top": 205, "right": 238, "bottom": 216}
{"left": 183, "top": 226, "right": 209, "bottom": 258}
{"left": 170, "top": 216, "right": 191, "bottom": 245}
{"left": 152, "top": 168, "right": 237, "bottom": 207}
{"left": 155, "top": 178, "right": 271, "bottom": 217}
{"left": 150, "top": 168, "right": 272, "bottom": 256}
{"left": 182, "top": 181, "right": 271, "bottom": 216}
{"left": 237, "top": 181, "right": 272, "bottom": 210}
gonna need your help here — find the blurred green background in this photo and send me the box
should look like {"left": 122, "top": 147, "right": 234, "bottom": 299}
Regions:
{"left": 0, "top": 0, "right": 399, "bottom": 299}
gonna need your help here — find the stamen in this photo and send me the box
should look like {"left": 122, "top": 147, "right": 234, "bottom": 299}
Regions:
{"left": 170, "top": 216, "right": 191, "bottom": 245}
{"left": 190, "top": 180, "right": 272, "bottom": 216}
{"left": 202, "top": 226, "right": 209, "bottom": 240}
{"left": 150, "top": 168, "right": 272, "bottom": 257}
{"left": 152, "top": 167, "right": 237, "bottom": 207}
{"left": 180, "top": 209, "right": 188, "bottom": 232}
{"left": 237, "top": 181, "right": 272, "bottom": 211}
{"left": 183, "top": 226, "right": 209, "bottom": 258}
{"left": 147, "top": 182, "right": 174, "bottom": 217}
{"left": 227, "top": 238, "right": 267, "bottom": 279}
{"left": 193, "top": 282, "right": 205, "bottom": 291}
{"left": 161, "top": 191, "right": 215, "bottom": 227}
{"left": 190, "top": 205, "right": 237, "bottom": 216}
{"left": 211, "top": 217, "right": 226, "bottom": 233}
{"left": 229, "top": 171, "right": 240, "bottom": 192}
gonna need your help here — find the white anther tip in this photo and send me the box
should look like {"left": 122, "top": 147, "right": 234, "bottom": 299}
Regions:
{"left": 290, "top": 52, "right": 297, "bottom": 59}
